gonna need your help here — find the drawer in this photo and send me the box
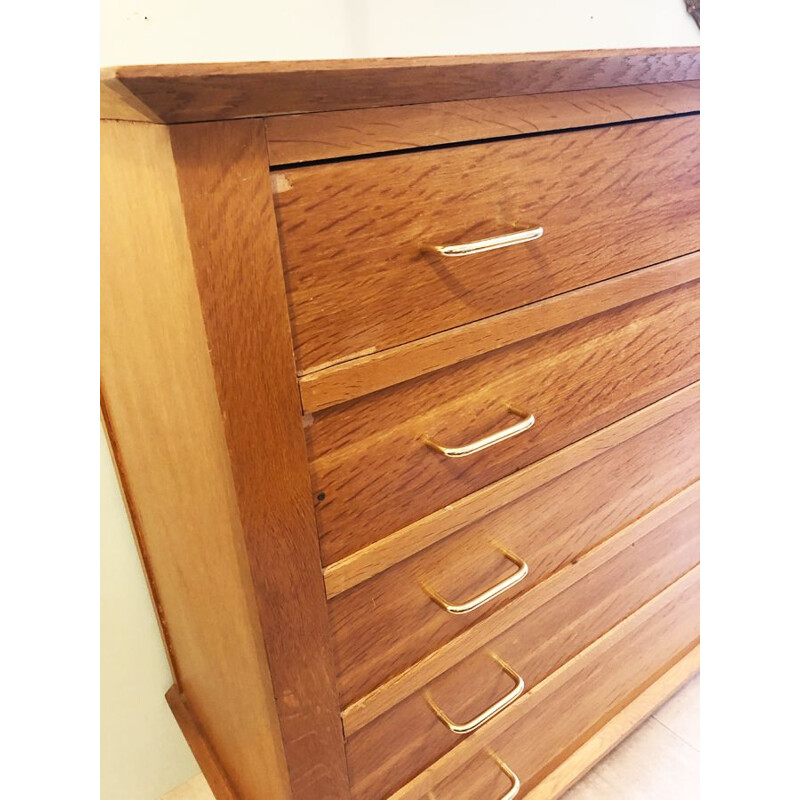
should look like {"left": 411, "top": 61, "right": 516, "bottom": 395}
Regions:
{"left": 309, "top": 278, "right": 699, "bottom": 565}
{"left": 274, "top": 115, "right": 699, "bottom": 372}
{"left": 330, "top": 400, "right": 699, "bottom": 706}
{"left": 411, "top": 567, "right": 700, "bottom": 800}
{"left": 345, "top": 492, "right": 699, "bottom": 800}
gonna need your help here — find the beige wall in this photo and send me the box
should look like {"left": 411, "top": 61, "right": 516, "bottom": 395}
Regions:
{"left": 99, "top": 3, "right": 699, "bottom": 798}
{"left": 100, "top": 428, "right": 199, "bottom": 799}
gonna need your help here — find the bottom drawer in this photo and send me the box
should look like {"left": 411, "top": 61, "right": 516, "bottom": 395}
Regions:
{"left": 393, "top": 565, "right": 700, "bottom": 800}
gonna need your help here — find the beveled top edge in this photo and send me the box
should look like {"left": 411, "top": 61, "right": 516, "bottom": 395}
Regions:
{"left": 100, "top": 46, "right": 700, "bottom": 124}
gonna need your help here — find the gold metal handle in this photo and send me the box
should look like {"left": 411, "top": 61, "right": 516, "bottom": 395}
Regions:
{"left": 423, "top": 405, "right": 535, "bottom": 458}
{"left": 427, "top": 654, "right": 525, "bottom": 735}
{"left": 487, "top": 751, "right": 522, "bottom": 800}
{"left": 426, "top": 546, "right": 528, "bottom": 615}
{"left": 428, "top": 226, "right": 544, "bottom": 257}
{"left": 425, "top": 751, "right": 520, "bottom": 800}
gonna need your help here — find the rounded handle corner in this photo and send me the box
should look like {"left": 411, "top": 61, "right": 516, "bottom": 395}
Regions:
{"left": 427, "top": 654, "right": 525, "bottom": 735}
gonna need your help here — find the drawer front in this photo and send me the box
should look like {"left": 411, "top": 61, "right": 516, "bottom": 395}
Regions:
{"left": 418, "top": 569, "right": 700, "bottom": 800}
{"left": 331, "top": 401, "right": 698, "bottom": 706}
{"left": 309, "top": 279, "right": 699, "bottom": 565}
{"left": 274, "top": 115, "right": 699, "bottom": 372}
{"left": 345, "top": 496, "right": 699, "bottom": 800}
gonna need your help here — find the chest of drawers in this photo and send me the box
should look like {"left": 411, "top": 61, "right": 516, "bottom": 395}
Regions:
{"left": 101, "top": 47, "right": 700, "bottom": 800}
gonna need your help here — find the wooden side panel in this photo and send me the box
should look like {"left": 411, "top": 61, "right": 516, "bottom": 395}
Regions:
{"left": 108, "top": 48, "right": 700, "bottom": 123}
{"left": 169, "top": 120, "right": 350, "bottom": 800}
{"left": 331, "top": 402, "right": 699, "bottom": 707}
{"left": 275, "top": 115, "right": 700, "bottom": 371}
{"left": 266, "top": 81, "right": 700, "bottom": 165}
{"left": 100, "top": 120, "right": 291, "bottom": 800}
{"left": 309, "top": 280, "right": 700, "bottom": 564}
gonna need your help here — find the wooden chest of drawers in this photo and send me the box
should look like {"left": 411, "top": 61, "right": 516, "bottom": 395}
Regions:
{"left": 101, "top": 47, "right": 700, "bottom": 800}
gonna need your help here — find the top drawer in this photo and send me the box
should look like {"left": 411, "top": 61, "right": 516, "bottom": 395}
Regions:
{"left": 273, "top": 115, "right": 699, "bottom": 372}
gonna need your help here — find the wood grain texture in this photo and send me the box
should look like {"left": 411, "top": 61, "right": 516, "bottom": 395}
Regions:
{"left": 341, "top": 483, "right": 699, "bottom": 736}
{"left": 276, "top": 115, "right": 699, "bottom": 372}
{"left": 100, "top": 120, "right": 291, "bottom": 800}
{"left": 323, "top": 383, "right": 699, "bottom": 599}
{"left": 102, "top": 48, "right": 699, "bottom": 123}
{"left": 387, "top": 567, "right": 700, "bottom": 800}
{"left": 347, "top": 500, "right": 699, "bottom": 800}
{"left": 166, "top": 686, "right": 238, "bottom": 800}
{"left": 331, "top": 403, "right": 699, "bottom": 708}
{"left": 300, "top": 253, "right": 699, "bottom": 413}
{"left": 266, "top": 81, "right": 699, "bottom": 165}
{"left": 526, "top": 648, "right": 700, "bottom": 800}
{"left": 309, "top": 280, "right": 700, "bottom": 565}
{"left": 168, "top": 120, "right": 350, "bottom": 800}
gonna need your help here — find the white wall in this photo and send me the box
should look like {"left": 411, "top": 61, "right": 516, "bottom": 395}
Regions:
{"left": 99, "top": 3, "right": 699, "bottom": 798}
{"left": 101, "top": 0, "right": 699, "bottom": 67}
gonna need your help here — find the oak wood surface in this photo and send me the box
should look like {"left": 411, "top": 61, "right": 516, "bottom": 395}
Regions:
{"left": 341, "top": 483, "right": 699, "bottom": 736}
{"left": 168, "top": 120, "right": 350, "bottom": 800}
{"left": 523, "top": 647, "right": 700, "bottom": 800}
{"left": 387, "top": 567, "right": 700, "bottom": 800}
{"left": 331, "top": 403, "right": 699, "bottom": 708}
{"left": 275, "top": 115, "right": 699, "bottom": 372}
{"left": 323, "top": 383, "right": 699, "bottom": 599}
{"left": 266, "top": 81, "right": 699, "bottom": 165}
{"left": 299, "top": 253, "right": 699, "bottom": 414}
{"left": 309, "top": 280, "right": 700, "bottom": 565}
{"left": 100, "top": 120, "right": 292, "bottom": 800}
{"left": 165, "top": 686, "right": 239, "bottom": 800}
{"left": 101, "top": 48, "right": 699, "bottom": 123}
{"left": 346, "top": 500, "right": 699, "bottom": 800}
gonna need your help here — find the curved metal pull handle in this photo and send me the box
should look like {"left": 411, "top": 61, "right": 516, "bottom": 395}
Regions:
{"left": 427, "top": 654, "right": 525, "bottom": 735}
{"left": 428, "top": 225, "right": 544, "bottom": 257}
{"left": 423, "top": 405, "right": 535, "bottom": 458}
{"left": 488, "top": 752, "right": 522, "bottom": 800}
{"left": 425, "top": 751, "right": 520, "bottom": 800}
{"left": 427, "top": 547, "right": 528, "bottom": 615}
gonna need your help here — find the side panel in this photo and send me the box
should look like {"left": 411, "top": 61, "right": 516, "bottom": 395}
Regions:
{"left": 100, "top": 120, "right": 291, "bottom": 799}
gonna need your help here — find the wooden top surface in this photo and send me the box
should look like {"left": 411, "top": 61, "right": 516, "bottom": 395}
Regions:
{"left": 100, "top": 47, "right": 699, "bottom": 124}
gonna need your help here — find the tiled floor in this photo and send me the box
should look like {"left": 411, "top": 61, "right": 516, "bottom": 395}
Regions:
{"left": 161, "top": 676, "right": 700, "bottom": 800}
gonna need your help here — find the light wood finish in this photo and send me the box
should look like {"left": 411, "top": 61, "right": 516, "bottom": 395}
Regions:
{"left": 165, "top": 686, "right": 238, "bottom": 800}
{"left": 101, "top": 48, "right": 699, "bottom": 124}
{"left": 100, "top": 121, "right": 291, "bottom": 800}
{"left": 523, "top": 653, "right": 699, "bottom": 800}
{"left": 310, "top": 280, "right": 699, "bottom": 565}
{"left": 266, "top": 81, "right": 699, "bottom": 165}
{"left": 341, "top": 482, "right": 699, "bottom": 736}
{"left": 387, "top": 567, "right": 700, "bottom": 800}
{"left": 331, "top": 402, "right": 698, "bottom": 707}
{"left": 300, "top": 253, "right": 699, "bottom": 413}
{"left": 347, "top": 499, "right": 699, "bottom": 800}
{"left": 324, "top": 382, "right": 699, "bottom": 599}
{"left": 276, "top": 115, "right": 699, "bottom": 372}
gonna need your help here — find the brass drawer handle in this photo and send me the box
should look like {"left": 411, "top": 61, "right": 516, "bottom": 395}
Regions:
{"left": 426, "top": 546, "right": 528, "bottom": 615}
{"left": 488, "top": 752, "right": 522, "bottom": 800}
{"left": 427, "top": 654, "right": 525, "bottom": 735}
{"left": 428, "top": 226, "right": 544, "bottom": 257}
{"left": 426, "top": 752, "right": 520, "bottom": 800}
{"left": 423, "top": 405, "right": 535, "bottom": 458}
